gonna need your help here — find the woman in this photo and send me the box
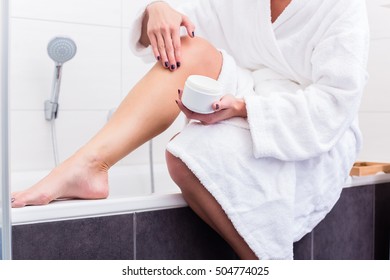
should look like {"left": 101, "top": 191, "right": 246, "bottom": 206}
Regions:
{"left": 12, "top": 0, "right": 369, "bottom": 260}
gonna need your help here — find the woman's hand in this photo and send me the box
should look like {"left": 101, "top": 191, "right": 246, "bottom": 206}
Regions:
{"left": 140, "top": 1, "right": 195, "bottom": 71}
{"left": 176, "top": 90, "right": 247, "bottom": 125}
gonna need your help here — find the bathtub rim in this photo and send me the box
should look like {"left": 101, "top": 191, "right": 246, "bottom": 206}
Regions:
{"left": 11, "top": 173, "right": 390, "bottom": 226}
{"left": 12, "top": 192, "right": 187, "bottom": 226}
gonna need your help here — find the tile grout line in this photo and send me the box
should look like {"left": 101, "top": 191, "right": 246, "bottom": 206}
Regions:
{"left": 10, "top": 16, "right": 122, "bottom": 29}
{"left": 310, "top": 230, "right": 314, "bottom": 260}
{"left": 133, "top": 212, "right": 137, "bottom": 260}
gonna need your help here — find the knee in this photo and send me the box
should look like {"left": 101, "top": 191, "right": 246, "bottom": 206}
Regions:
{"left": 181, "top": 36, "right": 216, "bottom": 55}
{"left": 165, "top": 150, "right": 183, "bottom": 184}
{"left": 165, "top": 150, "right": 190, "bottom": 190}
{"left": 180, "top": 36, "right": 222, "bottom": 78}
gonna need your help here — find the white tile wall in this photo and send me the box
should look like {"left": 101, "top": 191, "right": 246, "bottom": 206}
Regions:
{"left": 360, "top": 38, "right": 390, "bottom": 112}
{"left": 8, "top": 0, "right": 390, "bottom": 174}
{"left": 11, "top": 0, "right": 122, "bottom": 27}
{"left": 10, "top": 18, "right": 122, "bottom": 111}
{"left": 122, "top": 0, "right": 148, "bottom": 29}
{"left": 366, "top": 0, "right": 390, "bottom": 39}
{"left": 0, "top": 0, "right": 6, "bottom": 193}
{"left": 358, "top": 112, "right": 390, "bottom": 162}
{"left": 357, "top": 1, "right": 390, "bottom": 162}
{"left": 11, "top": 111, "right": 55, "bottom": 171}
{"left": 122, "top": 0, "right": 189, "bottom": 28}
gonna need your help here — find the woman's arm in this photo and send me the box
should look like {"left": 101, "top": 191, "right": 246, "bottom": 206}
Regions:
{"left": 129, "top": 0, "right": 228, "bottom": 67}
{"left": 139, "top": 1, "right": 195, "bottom": 70}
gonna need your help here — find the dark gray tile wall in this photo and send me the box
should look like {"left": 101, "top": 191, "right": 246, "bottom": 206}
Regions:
{"left": 313, "top": 185, "right": 375, "bottom": 260}
{"left": 135, "top": 207, "right": 237, "bottom": 260}
{"left": 293, "top": 232, "right": 312, "bottom": 260}
{"left": 375, "top": 183, "right": 390, "bottom": 259}
{"left": 12, "top": 214, "right": 134, "bottom": 260}
{"left": 11, "top": 183, "right": 389, "bottom": 260}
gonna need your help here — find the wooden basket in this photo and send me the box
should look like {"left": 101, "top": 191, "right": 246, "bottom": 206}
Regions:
{"left": 350, "top": 162, "right": 390, "bottom": 176}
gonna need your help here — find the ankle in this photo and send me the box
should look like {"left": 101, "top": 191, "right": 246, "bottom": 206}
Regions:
{"left": 73, "top": 149, "right": 111, "bottom": 172}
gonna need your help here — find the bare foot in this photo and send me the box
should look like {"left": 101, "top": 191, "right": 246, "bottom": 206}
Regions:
{"left": 11, "top": 152, "right": 110, "bottom": 208}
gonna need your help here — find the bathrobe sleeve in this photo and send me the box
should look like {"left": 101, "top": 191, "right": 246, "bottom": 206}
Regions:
{"left": 128, "top": 0, "right": 227, "bottom": 61}
{"left": 244, "top": 2, "right": 369, "bottom": 161}
{"left": 128, "top": 0, "right": 155, "bottom": 62}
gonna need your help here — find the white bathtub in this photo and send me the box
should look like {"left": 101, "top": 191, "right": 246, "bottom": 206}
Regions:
{"left": 11, "top": 163, "right": 390, "bottom": 226}
{"left": 11, "top": 163, "right": 187, "bottom": 225}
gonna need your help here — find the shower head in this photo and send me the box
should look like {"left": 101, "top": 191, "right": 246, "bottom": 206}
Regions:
{"left": 47, "top": 37, "right": 77, "bottom": 65}
{"left": 45, "top": 37, "right": 77, "bottom": 121}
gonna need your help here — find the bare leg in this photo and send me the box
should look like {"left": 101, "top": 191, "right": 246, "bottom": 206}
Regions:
{"left": 166, "top": 151, "right": 258, "bottom": 260}
{"left": 12, "top": 36, "right": 222, "bottom": 207}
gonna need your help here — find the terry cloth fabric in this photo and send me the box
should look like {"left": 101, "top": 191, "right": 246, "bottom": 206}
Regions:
{"left": 129, "top": 0, "right": 369, "bottom": 259}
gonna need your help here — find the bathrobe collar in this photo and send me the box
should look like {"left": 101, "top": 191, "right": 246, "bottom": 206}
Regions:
{"left": 271, "top": 0, "right": 303, "bottom": 30}
{"left": 256, "top": 0, "right": 303, "bottom": 83}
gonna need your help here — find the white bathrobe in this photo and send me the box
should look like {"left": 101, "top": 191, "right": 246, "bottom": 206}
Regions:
{"left": 129, "top": 0, "right": 369, "bottom": 259}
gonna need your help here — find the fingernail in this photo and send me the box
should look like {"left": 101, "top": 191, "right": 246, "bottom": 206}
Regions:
{"left": 216, "top": 104, "right": 220, "bottom": 110}
{"left": 164, "top": 61, "right": 169, "bottom": 68}
{"left": 176, "top": 62, "right": 181, "bottom": 68}
{"left": 170, "top": 64, "right": 176, "bottom": 70}
{"left": 192, "top": 31, "right": 195, "bottom": 37}
{"left": 157, "top": 56, "right": 160, "bottom": 61}
{"left": 11, "top": 197, "right": 15, "bottom": 203}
